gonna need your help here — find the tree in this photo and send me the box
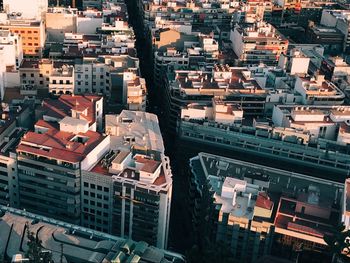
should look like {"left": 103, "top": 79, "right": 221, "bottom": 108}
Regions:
{"left": 25, "top": 222, "right": 53, "bottom": 263}
{"left": 324, "top": 224, "right": 350, "bottom": 263}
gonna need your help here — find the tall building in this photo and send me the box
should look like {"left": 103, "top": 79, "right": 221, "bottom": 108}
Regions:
{"left": 3, "top": 0, "right": 48, "bottom": 20}
{"left": 0, "top": 205, "right": 185, "bottom": 263}
{"left": 230, "top": 21, "right": 288, "bottom": 65}
{"left": 81, "top": 111, "right": 172, "bottom": 249}
{"left": 0, "top": 19, "right": 46, "bottom": 57}
{"left": 189, "top": 152, "right": 343, "bottom": 262}
{"left": 16, "top": 117, "right": 110, "bottom": 224}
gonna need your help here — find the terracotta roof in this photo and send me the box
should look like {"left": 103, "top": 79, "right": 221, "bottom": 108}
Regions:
{"left": 39, "top": 94, "right": 101, "bottom": 125}
{"left": 256, "top": 192, "right": 273, "bottom": 210}
{"left": 134, "top": 155, "right": 161, "bottom": 174}
{"left": 17, "top": 120, "right": 106, "bottom": 163}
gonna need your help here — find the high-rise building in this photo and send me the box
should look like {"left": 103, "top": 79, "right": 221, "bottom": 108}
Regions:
{"left": 16, "top": 117, "right": 110, "bottom": 224}
{"left": 0, "top": 205, "right": 185, "bottom": 263}
{"left": 3, "top": 0, "right": 48, "bottom": 20}
{"left": 81, "top": 111, "right": 172, "bottom": 249}
{"left": 0, "top": 19, "right": 46, "bottom": 57}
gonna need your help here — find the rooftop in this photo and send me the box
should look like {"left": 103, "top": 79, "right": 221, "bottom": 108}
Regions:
{"left": 37, "top": 94, "right": 102, "bottom": 126}
{"left": 0, "top": 205, "right": 184, "bottom": 263}
{"left": 106, "top": 111, "right": 164, "bottom": 153}
{"left": 17, "top": 120, "right": 106, "bottom": 163}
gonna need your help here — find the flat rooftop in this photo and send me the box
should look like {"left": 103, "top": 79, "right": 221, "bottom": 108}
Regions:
{"left": 106, "top": 111, "right": 164, "bottom": 153}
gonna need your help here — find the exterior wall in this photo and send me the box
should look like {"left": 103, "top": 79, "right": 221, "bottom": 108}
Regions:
{"left": 3, "top": 22, "right": 45, "bottom": 57}
{"left": 74, "top": 61, "right": 111, "bottom": 96}
{"left": 3, "top": 0, "right": 48, "bottom": 20}
{"left": 46, "top": 13, "right": 77, "bottom": 42}
{"left": 16, "top": 154, "right": 82, "bottom": 225}
{"left": 20, "top": 61, "right": 53, "bottom": 90}
{"left": 81, "top": 135, "right": 110, "bottom": 171}
{"left": 290, "top": 57, "right": 310, "bottom": 75}
{"left": 230, "top": 28, "right": 244, "bottom": 58}
{"left": 76, "top": 17, "right": 103, "bottom": 34}
{"left": 81, "top": 171, "right": 113, "bottom": 233}
{"left": 181, "top": 108, "right": 207, "bottom": 120}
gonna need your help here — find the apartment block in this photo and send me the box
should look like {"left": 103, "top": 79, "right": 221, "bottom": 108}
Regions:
{"left": 35, "top": 94, "right": 103, "bottom": 131}
{"left": 230, "top": 21, "right": 288, "bottom": 66}
{"left": 81, "top": 111, "right": 172, "bottom": 249}
{"left": 189, "top": 152, "right": 343, "bottom": 262}
{"left": 0, "top": 206, "right": 185, "bottom": 263}
{"left": 272, "top": 105, "right": 350, "bottom": 142}
{"left": 49, "top": 64, "right": 75, "bottom": 95}
{"left": 3, "top": 0, "right": 48, "bottom": 20}
{"left": 16, "top": 118, "right": 110, "bottom": 224}
{"left": 0, "top": 19, "right": 45, "bottom": 57}
{"left": 46, "top": 7, "right": 78, "bottom": 42}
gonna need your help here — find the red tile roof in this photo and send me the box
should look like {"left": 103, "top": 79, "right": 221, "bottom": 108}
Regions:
{"left": 256, "top": 192, "right": 273, "bottom": 210}
{"left": 39, "top": 94, "right": 101, "bottom": 125}
{"left": 17, "top": 120, "right": 106, "bottom": 163}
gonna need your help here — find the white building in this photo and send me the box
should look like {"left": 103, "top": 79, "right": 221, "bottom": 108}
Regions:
{"left": 81, "top": 111, "right": 172, "bottom": 249}
{"left": 294, "top": 75, "right": 345, "bottom": 105}
{"left": 272, "top": 105, "right": 350, "bottom": 142}
{"left": 3, "top": 0, "right": 48, "bottom": 20}
{"left": 49, "top": 64, "right": 75, "bottom": 95}
{"left": 181, "top": 98, "right": 243, "bottom": 125}
{"left": 76, "top": 9, "right": 103, "bottom": 34}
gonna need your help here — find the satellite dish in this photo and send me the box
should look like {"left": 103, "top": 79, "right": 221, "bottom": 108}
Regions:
{"left": 17, "top": 12, "right": 22, "bottom": 17}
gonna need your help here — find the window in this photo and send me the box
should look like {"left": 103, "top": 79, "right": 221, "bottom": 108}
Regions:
{"left": 103, "top": 204, "right": 109, "bottom": 209}
{"left": 90, "top": 192, "right": 95, "bottom": 198}
{"left": 84, "top": 199, "right": 88, "bottom": 204}
{"left": 97, "top": 186, "right": 102, "bottom": 191}
{"left": 31, "top": 73, "right": 34, "bottom": 77}
{"left": 90, "top": 200, "right": 95, "bottom": 206}
{"left": 91, "top": 184, "right": 95, "bottom": 189}
{"left": 84, "top": 182, "right": 88, "bottom": 187}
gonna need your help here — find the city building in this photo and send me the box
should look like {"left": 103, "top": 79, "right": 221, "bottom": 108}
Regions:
{"left": 272, "top": 105, "right": 350, "bottom": 142}
{"left": 0, "top": 205, "right": 185, "bottom": 263}
{"left": 46, "top": 7, "right": 78, "bottom": 42}
{"left": 16, "top": 118, "right": 110, "bottom": 225}
{"left": 294, "top": 74, "right": 345, "bottom": 105}
{"left": 3, "top": 0, "right": 48, "bottom": 20}
{"left": 0, "top": 18, "right": 45, "bottom": 57}
{"left": 189, "top": 152, "right": 343, "bottom": 262}
{"left": 81, "top": 111, "right": 172, "bottom": 249}
{"left": 230, "top": 22, "right": 288, "bottom": 65}
{"left": 35, "top": 94, "right": 103, "bottom": 131}
{"left": 49, "top": 64, "right": 75, "bottom": 95}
